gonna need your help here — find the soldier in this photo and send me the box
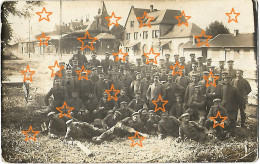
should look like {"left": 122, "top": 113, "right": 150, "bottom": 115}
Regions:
{"left": 139, "top": 107, "right": 149, "bottom": 124}
{"left": 178, "top": 113, "right": 207, "bottom": 142}
{"left": 221, "top": 76, "right": 242, "bottom": 134}
{"left": 92, "top": 112, "right": 147, "bottom": 143}
{"left": 65, "top": 119, "right": 105, "bottom": 140}
{"left": 59, "top": 62, "right": 66, "bottom": 78}
{"left": 117, "top": 89, "right": 131, "bottom": 105}
{"left": 140, "top": 71, "right": 152, "bottom": 102}
{"left": 102, "top": 111, "right": 123, "bottom": 130}
{"left": 159, "top": 58, "right": 166, "bottom": 68}
{"left": 231, "top": 70, "right": 251, "bottom": 127}
{"left": 128, "top": 92, "right": 146, "bottom": 112}
{"left": 227, "top": 60, "right": 236, "bottom": 79}
{"left": 141, "top": 54, "right": 147, "bottom": 65}
{"left": 79, "top": 71, "right": 94, "bottom": 102}
{"left": 130, "top": 72, "right": 142, "bottom": 97}
{"left": 215, "top": 61, "right": 227, "bottom": 79}
{"left": 198, "top": 71, "right": 209, "bottom": 94}
{"left": 208, "top": 66, "right": 215, "bottom": 74}
{"left": 169, "top": 93, "right": 184, "bottom": 118}
{"left": 146, "top": 75, "right": 163, "bottom": 110}
{"left": 175, "top": 69, "right": 191, "bottom": 90}
{"left": 159, "top": 67, "right": 168, "bottom": 82}
{"left": 90, "top": 67, "right": 99, "bottom": 83}
{"left": 62, "top": 69, "right": 75, "bottom": 99}
{"left": 85, "top": 92, "right": 99, "bottom": 118}
{"left": 174, "top": 54, "right": 179, "bottom": 63}
{"left": 188, "top": 63, "right": 198, "bottom": 80}
{"left": 89, "top": 53, "right": 101, "bottom": 68}
{"left": 205, "top": 98, "right": 229, "bottom": 140}
{"left": 71, "top": 60, "right": 79, "bottom": 77}
{"left": 146, "top": 110, "right": 160, "bottom": 135}
{"left": 179, "top": 57, "right": 187, "bottom": 75}
{"left": 158, "top": 111, "right": 181, "bottom": 139}
{"left": 186, "top": 53, "right": 198, "bottom": 74}
{"left": 69, "top": 47, "right": 87, "bottom": 67}
{"left": 68, "top": 92, "right": 85, "bottom": 118}
{"left": 206, "top": 58, "right": 212, "bottom": 71}
{"left": 136, "top": 57, "right": 142, "bottom": 72}
{"left": 45, "top": 78, "right": 68, "bottom": 113}
{"left": 101, "top": 52, "right": 113, "bottom": 74}
{"left": 184, "top": 74, "right": 199, "bottom": 106}
{"left": 197, "top": 56, "right": 207, "bottom": 71}
{"left": 116, "top": 101, "right": 134, "bottom": 118}
{"left": 165, "top": 54, "right": 171, "bottom": 73}
{"left": 219, "top": 71, "right": 228, "bottom": 85}
{"left": 47, "top": 112, "right": 68, "bottom": 138}
{"left": 94, "top": 73, "right": 108, "bottom": 100}
{"left": 186, "top": 85, "right": 207, "bottom": 125}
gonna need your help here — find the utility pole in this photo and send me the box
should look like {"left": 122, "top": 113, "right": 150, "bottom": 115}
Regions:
{"left": 29, "top": 20, "right": 30, "bottom": 58}
{"left": 59, "top": 0, "right": 63, "bottom": 58}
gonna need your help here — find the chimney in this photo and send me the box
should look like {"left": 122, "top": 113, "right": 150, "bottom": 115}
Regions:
{"left": 192, "top": 35, "right": 196, "bottom": 45}
{"left": 150, "top": 5, "right": 154, "bottom": 12}
{"left": 234, "top": 29, "right": 239, "bottom": 36}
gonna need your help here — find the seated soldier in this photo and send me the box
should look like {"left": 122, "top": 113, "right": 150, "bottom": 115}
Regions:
{"left": 77, "top": 109, "right": 89, "bottom": 122}
{"left": 128, "top": 92, "right": 147, "bottom": 112}
{"left": 92, "top": 112, "right": 147, "bottom": 143}
{"left": 65, "top": 119, "right": 105, "bottom": 140}
{"left": 44, "top": 78, "right": 68, "bottom": 113}
{"left": 102, "top": 111, "right": 123, "bottom": 130}
{"left": 138, "top": 107, "right": 149, "bottom": 124}
{"left": 68, "top": 92, "right": 85, "bottom": 119}
{"left": 47, "top": 112, "right": 68, "bottom": 138}
{"left": 169, "top": 93, "right": 184, "bottom": 119}
{"left": 158, "top": 111, "right": 181, "bottom": 139}
{"left": 186, "top": 85, "right": 207, "bottom": 126}
{"left": 115, "top": 101, "right": 134, "bottom": 118}
{"left": 178, "top": 113, "right": 207, "bottom": 142}
{"left": 146, "top": 110, "right": 161, "bottom": 135}
{"left": 117, "top": 89, "right": 130, "bottom": 105}
{"left": 205, "top": 98, "right": 229, "bottom": 140}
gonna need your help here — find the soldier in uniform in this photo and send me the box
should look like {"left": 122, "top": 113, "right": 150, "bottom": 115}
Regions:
{"left": 184, "top": 74, "right": 199, "bottom": 107}
{"left": 47, "top": 112, "right": 67, "bottom": 138}
{"left": 165, "top": 54, "right": 171, "bottom": 73}
{"left": 221, "top": 76, "right": 242, "bottom": 134}
{"left": 101, "top": 52, "right": 113, "bottom": 74}
{"left": 206, "top": 58, "right": 212, "bottom": 71}
{"left": 116, "top": 101, "right": 134, "bottom": 118}
{"left": 179, "top": 57, "right": 187, "bottom": 75}
{"left": 146, "top": 110, "right": 160, "bottom": 135}
{"left": 62, "top": 69, "right": 75, "bottom": 99}
{"left": 102, "top": 111, "right": 123, "bottom": 130}
{"left": 158, "top": 111, "right": 181, "bottom": 139}
{"left": 227, "top": 60, "right": 236, "bottom": 79}
{"left": 89, "top": 53, "right": 101, "bottom": 68}
{"left": 186, "top": 85, "right": 207, "bottom": 125}
{"left": 69, "top": 47, "right": 87, "bottom": 67}
{"left": 140, "top": 71, "right": 152, "bottom": 102}
{"left": 139, "top": 107, "right": 149, "bottom": 124}
{"left": 169, "top": 93, "right": 184, "bottom": 118}
{"left": 198, "top": 71, "right": 209, "bottom": 94}
{"left": 174, "top": 54, "right": 179, "bottom": 63}
{"left": 175, "top": 69, "right": 191, "bottom": 90}
{"left": 68, "top": 92, "right": 85, "bottom": 119}
{"left": 128, "top": 92, "right": 146, "bottom": 112}
{"left": 208, "top": 66, "right": 215, "bottom": 74}
{"left": 45, "top": 78, "right": 68, "bottom": 113}
{"left": 59, "top": 62, "right": 66, "bottom": 78}
{"left": 197, "top": 56, "right": 207, "bottom": 71}
{"left": 231, "top": 69, "right": 251, "bottom": 127}
{"left": 94, "top": 73, "right": 108, "bottom": 100}
{"left": 159, "top": 67, "right": 168, "bottom": 82}
{"left": 92, "top": 112, "right": 146, "bottom": 143}
{"left": 188, "top": 63, "right": 198, "bottom": 80}
{"left": 205, "top": 98, "right": 229, "bottom": 140}
{"left": 219, "top": 71, "right": 228, "bottom": 85}
{"left": 65, "top": 119, "right": 105, "bottom": 140}
{"left": 90, "top": 67, "right": 99, "bottom": 83}
{"left": 79, "top": 71, "right": 94, "bottom": 102}
{"left": 215, "top": 61, "right": 227, "bottom": 79}
{"left": 141, "top": 54, "right": 147, "bottom": 65}
{"left": 117, "top": 89, "right": 131, "bottom": 105}
{"left": 130, "top": 72, "right": 142, "bottom": 97}
{"left": 178, "top": 113, "right": 207, "bottom": 142}
{"left": 186, "top": 53, "right": 198, "bottom": 74}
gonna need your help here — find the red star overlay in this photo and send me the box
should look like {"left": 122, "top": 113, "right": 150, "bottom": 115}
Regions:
{"left": 37, "top": 33, "right": 50, "bottom": 46}
{"left": 113, "top": 49, "right": 128, "bottom": 62}
{"left": 48, "top": 60, "right": 65, "bottom": 77}
{"left": 56, "top": 101, "right": 74, "bottom": 118}
{"left": 21, "top": 65, "right": 35, "bottom": 82}
{"left": 226, "top": 8, "right": 240, "bottom": 23}
{"left": 203, "top": 70, "right": 219, "bottom": 87}
{"left": 105, "top": 84, "right": 120, "bottom": 101}
{"left": 36, "top": 7, "right": 53, "bottom": 22}
{"left": 143, "top": 47, "right": 160, "bottom": 64}
{"left": 152, "top": 94, "right": 168, "bottom": 112}
{"left": 169, "top": 61, "right": 185, "bottom": 76}
{"left": 194, "top": 30, "right": 212, "bottom": 47}
{"left": 76, "top": 66, "right": 91, "bottom": 80}
{"left": 22, "top": 125, "right": 39, "bottom": 141}
{"left": 210, "top": 111, "right": 228, "bottom": 128}
{"left": 136, "top": 11, "right": 154, "bottom": 28}
{"left": 105, "top": 12, "right": 121, "bottom": 27}
{"left": 175, "top": 10, "right": 191, "bottom": 26}
{"left": 128, "top": 131, "right": 146, "bottom": 147}
{"left": 77, "top": 31, "right": 97, "bottom": 51}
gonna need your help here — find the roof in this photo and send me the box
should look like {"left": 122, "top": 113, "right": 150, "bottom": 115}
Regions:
{"left": 160, "top": 23, "right": 203, "bottom": 39}
{"left": 180, "top": 41, "right": 201, "bottom": 49}
{"left": 95, "top": 33, "right": 116, "bottom": 40}
{"left": 133, "top": 8, "right": 150, "bottom": 17}
{"left": 206, "top": 33, "right": 255, "bottom": 48}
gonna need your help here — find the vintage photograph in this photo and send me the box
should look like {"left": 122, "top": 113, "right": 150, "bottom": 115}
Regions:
{"left": 1, "top": 0, "right": 258, "bottom": 162}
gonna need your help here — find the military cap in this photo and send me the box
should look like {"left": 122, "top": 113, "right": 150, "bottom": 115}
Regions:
{"left": 219, "top": 60, "right": 225, "bottom": 63}
{"left": 192, "top": 74, "right": 199, "bottom": 77}
{"left": 76, "top": 46, "right": 81, "bottom": 50}
{"left": 72, "top": 60, "right": 78, "bottom": 64}
{"left": 165, "top": 54, "right": 170, "bottom": 56}
{"left": 236, "top": 69, "right": 243, "bottom": 73}
{"left": 135, "top": 72, "right": 141, "bottom": 75}
{"left": 107, "top": 110, "right": 114, "bottom": 115}
{"left": 97, "top": 66, "right": 103, "bottom": 69}
{"left": 149, "top": 110, "right": 155, "bottom": 113}
{"left": 180, "top": 57, "right": 185, "bottom": 59}
{"left": 222, "top": 71, "right": 228, "bottom": 75}
{"left": 91, "top": 67, "right": 97, "bottom": 71}
{"left": 213, "top": 98, "right": 221, "bottom": 103}
{"left": 91, "top": 53, "right": 97, "bottom": 57}
{"left": 227, "top": 60, "right": 234, "bottom": 63}
{"left": 153, "top": 74, "right": 159, "bottom": 78}
{"left": 174, "top": 54, "right": 179, "bottom": 56}
{"left": 214, "top": 73, "right": 220, "bottom": 76}
{"left": 209, "top": 66, "right": 215, "bottom": 68}
{"left": 179, "top": 113, "right": 190, "bottom": 120}
{"left": 59, "top": 62, "right": 65, "bottom": 65}
{"left": 197, "top": 56, "right": 203, "bottom": 60}
{"left": 195, "top": 85, "right": 202, "bottom": 88}
{"left": 136, "top": 57, "right": 141, "bottom": 61}
{"left": 120, "top": 101, "right": 128, "bottom": 104}
{"left": 207, "top": 58, "right": 212, "bottom": 61}
{"left": 114, "top": 111, "right": 122, "bottom": 116}
{"left": 66, "top": 69, "right": 72, "bottom": 73}
{"left": 190, "top": 53, "right": 195, "bottom": 56}
{"left": 203, "top": 71, "right": 209, "bottom": 74}
{"left": 66, "top": 119, "right": 73, "bottom": 125}
{"left": 47, "top": 112, "right": 55, "bottom": 117}
{"left": 135, "top": 91, "right": 141, "bottom": 95}
{"left": 132, "top": 112, "right": 139, "bottom": 116}
{"left": 160, "top": 58, "right": 165, "bottom": 61}
{"left": 105, "top": 52, "right": 110, "bottom": 55}
{"left": 146, "top": 71, "right": 152, "bottom": 75}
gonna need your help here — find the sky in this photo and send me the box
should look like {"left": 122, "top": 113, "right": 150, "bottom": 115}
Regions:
{"left": 7, "top": 0, "right": 256, "bottom": 44}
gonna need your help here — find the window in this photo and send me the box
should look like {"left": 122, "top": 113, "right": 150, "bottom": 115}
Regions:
{"left": 134, "top": 32, "right": 138, "bottom": 40}
{"left": 131, "top": 21, "right": 134, "bottom": 27}
{"left": 126, "top": 33, "right": 130, "bottom": 40}
{"left": 152, "top": 30, "right": 159, "bottom": 38}
{"left": 143, "top": 31, "right": 148, "bottom": 39}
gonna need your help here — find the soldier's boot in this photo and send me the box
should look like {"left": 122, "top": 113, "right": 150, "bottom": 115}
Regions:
{"left": 92, "top": 127, "right": 115, "bottom": 143}
{"left": 240, "top": 108, "right": 246, "bottom": 128}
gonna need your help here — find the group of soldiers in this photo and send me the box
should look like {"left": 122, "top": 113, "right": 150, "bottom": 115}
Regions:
{"left": 44, "top": 47, "right": 252, "bottom": 143}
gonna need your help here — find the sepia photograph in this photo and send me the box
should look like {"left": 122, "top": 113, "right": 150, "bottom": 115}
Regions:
{"left": 1, "top": 0, "right": 258, "bottom": 163}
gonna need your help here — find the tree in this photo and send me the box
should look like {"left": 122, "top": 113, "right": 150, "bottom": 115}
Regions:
{"left": 205, "top": 21, "right": 230, "bottom": 38}
{"left": 1, "top": 1, "right": 43, "bottom": 48}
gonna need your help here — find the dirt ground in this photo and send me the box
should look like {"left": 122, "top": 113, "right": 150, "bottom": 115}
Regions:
{"left": 1, "top": 51, "right": 258, "bottom": 163}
